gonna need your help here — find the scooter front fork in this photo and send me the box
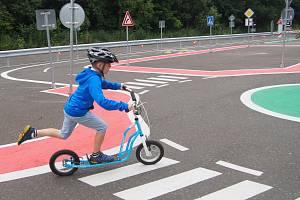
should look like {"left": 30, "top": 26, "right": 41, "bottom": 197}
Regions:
{"left": 140, "top": 135, "right": 152, "bottom": 157}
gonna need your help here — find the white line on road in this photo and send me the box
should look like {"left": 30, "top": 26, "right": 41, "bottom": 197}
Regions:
{"left": 160, "top": 138, "right": 189, "bottom": 151}
{"left": 179, "top": 80, "right": 192, "bottom": 83}
{"left": 139, "top": 90, "right": 150, "bottom": 95}
{"left": 157, "top": 75, "right": 188, "bottom": 79}
{"left": 79, "top": 157, "right": 179, "bottom": 187}
{"left": 156, "top": 84, "right": 169, "bottom": 88}
{"left": 148, "top": 77, "right": 178, "bottom": 82}
{"left": 195, "top": 180, "right": 272, "bottom": 200}
{"left": 216, "top": 160, "right": 263, "bottom": 176}
{"left": 43, "top": 67, "right": 51, "bottom": 73}
{"left": 125, "top": 82, "right": 156, "bottom": 87}
{"left": 134, "top": 79, "right": 168, "bottom": 84}
{"left": 114, "top": 167, "right": 221, "bottom": 200}
{"left": 126, "top": 85, "right": 145, "bottom": 90}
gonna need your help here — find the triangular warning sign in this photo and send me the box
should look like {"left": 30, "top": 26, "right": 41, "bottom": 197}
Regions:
{"left": 122, "top": 11, "right": 134, "bottom": 27}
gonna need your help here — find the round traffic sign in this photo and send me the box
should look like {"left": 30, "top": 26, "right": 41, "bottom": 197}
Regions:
{"left": 59, "top": 3, "right": 85, "bottom": 29}
{"left": 281, "top": 7, "right": 294, "bottom": 21}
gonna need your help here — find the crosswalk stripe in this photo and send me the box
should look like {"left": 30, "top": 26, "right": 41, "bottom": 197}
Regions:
{"left": 160, "top": 138, "right": 189, "bottom": 151}
{"left": 125, "top": 82, "right": 156, "bottom": 87}
{"left": 216, "top": 161, "right": 263, "bottom": 176}
{"left": 157, "top": 75, "right": 188, "bottom": 79}
{"left": 148, "top": 77, "right": 178, "bottom": 82}
{"left": 139, "top": 90, "right": 150, "bottom": 95}
{"left": 134, "top": 79, "right": 168, "bottom": 84}
{"left": 126, "top": 85, "right": 144, "bottom": 90}
{"left": 114, "top": 167, "right": 222, "bottom": 200}
{"left": 78, "top": 157, "right": 179, "bottom": 187}
{"left": 195, "top": 180, "right": 272, "bottom": 200}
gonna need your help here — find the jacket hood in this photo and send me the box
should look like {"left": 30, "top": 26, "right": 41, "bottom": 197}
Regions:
{"left": 75, "top": 67, "right": 101, "bottom": 84}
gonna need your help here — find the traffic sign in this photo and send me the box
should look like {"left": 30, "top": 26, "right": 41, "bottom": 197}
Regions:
{"left": 244, "top": 8, "right": 254, "bottom": 18}
{"left": 228, "top": 14, "right": 235, "bottom": 21}
{"left": 281, "top": 7, "right": 295, "bottom": 21}
{"left": 229, "top": 21, "right": 235, "bottom": 28}
{"left": 207, "top": 16, "right": 214, "bottom": 26}
{"left": 36, "top": 9, "right": 56, "bottom": 30}
{"left": 159, "top": 20, "right": 165, "bottom": 28}
{"left": 245, "top": 18, "right": 253, "bottom": 26}
{"left": 59, "top": 3, "right": 85, "bottom": 29}
{"left": 122, "top": 11, "right": 134, "bottom": 26}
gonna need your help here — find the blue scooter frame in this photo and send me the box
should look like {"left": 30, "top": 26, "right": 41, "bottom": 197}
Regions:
{"left": 49, "top": 90, "right": 164, "bottom": 176}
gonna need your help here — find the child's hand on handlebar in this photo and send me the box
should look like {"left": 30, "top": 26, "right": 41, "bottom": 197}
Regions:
{"left": 127, "top": 101, "right": 135, "bottom": 112}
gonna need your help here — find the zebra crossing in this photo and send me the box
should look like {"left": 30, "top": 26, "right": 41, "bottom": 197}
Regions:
{"left": 77, "top": 156, "right": 273, "bottom": 199}
{"left": 124, "top": 75, "right": 191, "bottom": 94}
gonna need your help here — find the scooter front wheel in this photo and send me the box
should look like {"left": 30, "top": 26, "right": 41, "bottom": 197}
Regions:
{"left": 49, "top": 149, "right": 80, "bottom": 176}
{"left": 136, "top": 140, "right": 164, "bottom": 165}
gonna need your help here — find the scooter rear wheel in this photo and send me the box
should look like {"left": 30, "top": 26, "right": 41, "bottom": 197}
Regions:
{"left": 49, "top": 149, "right": 80, "bottom": 176}
{"left": 136, "top": 140, "right": 164, "bottom": 165}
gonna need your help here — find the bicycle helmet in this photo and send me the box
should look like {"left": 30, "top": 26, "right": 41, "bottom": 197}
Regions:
{"left": 87, "top": 47, "right": 119, "bottom": 64}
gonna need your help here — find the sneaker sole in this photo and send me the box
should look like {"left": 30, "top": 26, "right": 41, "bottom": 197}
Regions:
{"left": 17, "top": 125, "right": 31, "bottom": 145}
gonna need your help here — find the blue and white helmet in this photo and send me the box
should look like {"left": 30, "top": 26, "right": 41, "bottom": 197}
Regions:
{"left": 87, "top": 47, "right": 118, "bottom": 64}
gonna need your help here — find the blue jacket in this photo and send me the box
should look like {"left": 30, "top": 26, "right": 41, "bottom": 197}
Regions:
{"left": 64, "top": 67, "right": 128, "bottom": 117}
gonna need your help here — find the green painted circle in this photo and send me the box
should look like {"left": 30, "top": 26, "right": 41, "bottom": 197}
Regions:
{"left": 251, "top": 85, "right": 300, "bottom": 118}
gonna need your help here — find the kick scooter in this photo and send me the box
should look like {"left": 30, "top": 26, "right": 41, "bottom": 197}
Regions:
{"left": 49, "top": 89, "right": 164, "bottom": 176}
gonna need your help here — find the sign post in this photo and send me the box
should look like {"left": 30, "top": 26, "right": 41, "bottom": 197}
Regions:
{"left": 207, "top": 16, "right": 214, "bottom": 48}
{"left": 244, "top": 8, "right": 254, "bottom": 47}
{"left": 60, "top": 1, "right": 85, "bottom": 94}
{"left": 36, "top": 9, "right": 57, "bottom": 89}
{"left": 159, "top": 20, "right": 165, "bottom": 49}
{"left": 228, "top": 14, "right": 235, "bottom": 43}
{"left": 122, "top": 11, "right": 135, "bottom": 66}
{"left": 280, "top": 0, "right": 294, "bottom": 67}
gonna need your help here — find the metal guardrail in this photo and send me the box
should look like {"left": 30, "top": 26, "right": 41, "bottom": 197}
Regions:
{"left": 0, "top": 32, "right": 276, "bottom": 58}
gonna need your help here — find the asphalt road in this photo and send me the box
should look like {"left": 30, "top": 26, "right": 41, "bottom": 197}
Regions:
{"left": 1, "top": 41, "right": 300, "bottom": 200}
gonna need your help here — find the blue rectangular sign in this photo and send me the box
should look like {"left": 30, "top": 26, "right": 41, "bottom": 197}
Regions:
{"left": 207, "top": 16, "right": 214, "bottom": 26}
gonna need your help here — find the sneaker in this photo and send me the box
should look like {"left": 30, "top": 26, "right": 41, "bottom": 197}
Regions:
{"left": 17, "top": 125, "right": 36, "bottom": 145}
{"left": 89, "top": 152, "right": 114, "bottom": 164}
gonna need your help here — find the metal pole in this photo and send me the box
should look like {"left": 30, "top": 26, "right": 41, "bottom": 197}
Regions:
{"left": 160, "top": 27, "right": 163, "bottom": 49}
{"left": 210, "top": 25, "right": 212, "bottom": 51}
{"left": 281, "top": 0, "right": 288, "bottom": 68}
{"left": 230, "top": 25, "right": 233, "bottom": 44}
{"left": 247, "top": 18, "right": 250, "bottom": 47}
{"left": 69, "top": 0, "right": 75, "bottom": 94}
{"left": 75, "top": 28, "right": 79, "bottom": 60}
{"left": 44, "top": 12, "right": 55, "bottom": 89}
{"left": 126, "top": 26, "right": 129, "bottom": 66}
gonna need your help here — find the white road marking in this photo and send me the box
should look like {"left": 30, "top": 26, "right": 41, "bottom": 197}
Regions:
{"left": 134, "top": 79, "right": 168, "bottom": 84}
{"left": 156, "top": 84, "right": 169, "bottom": 88}
{"left": 240, "top": 84, "right": 300, "bottom": 123}
{"left": 160, "top": 138, "right": 189, "bottom": 151}
{"left": 43, "top": 67, "right": 51, "bottom": 73}
{"left": 125, "top": 82, "right": 156, "bottom": 87}
{"left": 179, "top": 80, "right": 192, "bottom": 83}
{"left": 157, "top": 75, "right": 188, "bottom": 79}
{"left": 295, "top": 197, "right": 300, "bottom": 200}
{"left": 79, "top": 157, "right": 179, "bottom": 187}
{"left": 139, "top": 90, "right": 150, "bottom": 95}
{"left": 148, "top": 77, "right": 178, "bottom": 82}
{"left": 114, "top": 167, "right": 221, "bottom": 200}
{"left": 126, "top": 85, "right": 144, "bottom": 90}
{"left": 216, "top": 160, "right": 263, "bottom": 176}
{"left": 0, "top": 165, "right": 51, "bottom": 183}
{"left": 195, "top": 180, "right": 272, "bottom": 200}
